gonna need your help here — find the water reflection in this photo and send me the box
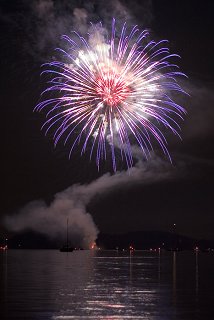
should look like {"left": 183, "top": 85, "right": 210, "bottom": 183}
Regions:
{"left": 129, "top": 250, "right": 133, "bottom": 282}
{"left": 195, "top": 250, "right": 199, "bottom": 297}
{"left": 53, "top": 251, "right": 159, "bottom": 319}
{"left": 172, "top": 251, "right": 177, "bottom": 306}
{"left": 1, "top": 250, "right": 214, "bottom": 320}
{"left": 0, "top": 250, "right": 7, "bottom": 318}
{"left": 158, "top": 248, "right": 161, "bottom": 282}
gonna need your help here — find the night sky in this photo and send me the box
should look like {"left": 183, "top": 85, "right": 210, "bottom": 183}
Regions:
{"left": 1, "top": 0, "right": 214, "bottom": 241}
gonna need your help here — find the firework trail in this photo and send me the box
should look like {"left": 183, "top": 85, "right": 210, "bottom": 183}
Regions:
{"left": 35, "top": 19, "right": 187, "bottom": 171}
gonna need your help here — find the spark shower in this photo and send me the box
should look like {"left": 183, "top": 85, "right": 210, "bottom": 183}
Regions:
{"left": 36, "top": 19, "right": 187, "bottom": 171}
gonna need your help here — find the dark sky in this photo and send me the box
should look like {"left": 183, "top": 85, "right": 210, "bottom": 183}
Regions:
{"left": 1, "top": 0, "right": 214, "bottom": 240}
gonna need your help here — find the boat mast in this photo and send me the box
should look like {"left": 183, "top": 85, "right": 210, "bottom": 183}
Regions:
{"left": 66, "top": 218, "right": 69, "bottom": 247}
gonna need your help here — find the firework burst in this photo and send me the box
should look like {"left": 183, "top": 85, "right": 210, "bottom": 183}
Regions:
{"left": 35, "top": 19, "right": 187, "bottom": 171}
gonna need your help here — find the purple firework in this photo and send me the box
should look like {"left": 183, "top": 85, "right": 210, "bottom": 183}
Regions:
{"left": 35, "top": 19, "right": 187, "bottom": 171}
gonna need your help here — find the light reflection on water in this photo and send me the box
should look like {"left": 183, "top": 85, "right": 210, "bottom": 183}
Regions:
{"left": 1, "top": 250, "right": 214, "bottom": 319}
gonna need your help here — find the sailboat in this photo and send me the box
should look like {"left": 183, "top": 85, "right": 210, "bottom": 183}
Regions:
{"left": 60, "top": 218, "right": 74, "bottom": 252}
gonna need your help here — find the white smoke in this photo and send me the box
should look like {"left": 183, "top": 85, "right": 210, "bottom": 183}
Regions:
{"left": 4, "top": 155, "right": 174, "bottom": 248}
{"left": 0, "top": 0, "right": 153, "bottom": 60}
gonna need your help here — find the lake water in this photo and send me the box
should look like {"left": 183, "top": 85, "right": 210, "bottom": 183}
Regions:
{"left": 0, "top": 249, "right": 214, "bottom": 319}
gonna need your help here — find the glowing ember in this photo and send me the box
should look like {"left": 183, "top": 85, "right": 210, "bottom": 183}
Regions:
{"left": 90, "top": 242, "right": 96, "bottom": 250}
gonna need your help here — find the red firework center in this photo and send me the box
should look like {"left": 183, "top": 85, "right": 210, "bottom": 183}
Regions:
{"left": 95, "top": 65, "right": 131, "bottom": 107}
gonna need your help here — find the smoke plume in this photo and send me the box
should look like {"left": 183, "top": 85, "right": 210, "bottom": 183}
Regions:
{"left": 4, "top": 156, "right": 174, "bottom": 248}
